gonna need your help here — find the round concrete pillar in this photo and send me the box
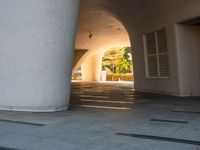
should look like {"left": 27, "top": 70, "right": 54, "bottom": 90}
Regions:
{"left": 0, "top": 0, "right": 80, "bottom": 112}
{"left": 82, "top": 52, "right": 103, "bottom": 82}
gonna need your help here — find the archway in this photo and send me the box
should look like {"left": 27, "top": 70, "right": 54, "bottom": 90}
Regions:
{"left": 72, "top": 0, "right": 132, "bottom": 82}
{"left": 70, "top": 0, "right": 134, "bottom": 109}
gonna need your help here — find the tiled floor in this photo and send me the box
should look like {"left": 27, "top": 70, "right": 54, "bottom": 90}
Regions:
{"left": 0, "top": 82, "right": 199, "bottom": 150}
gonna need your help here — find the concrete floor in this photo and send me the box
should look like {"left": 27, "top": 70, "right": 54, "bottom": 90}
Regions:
{"left": 0, "top": 82, "right": 200, "bottom": 150}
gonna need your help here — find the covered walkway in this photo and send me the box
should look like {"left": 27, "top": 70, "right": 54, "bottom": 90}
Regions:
{"left": 70, "top": 82, "right": 134, "bottom": 110}
{"left": 0, "top": 83, "right": 199, "bottom": 149}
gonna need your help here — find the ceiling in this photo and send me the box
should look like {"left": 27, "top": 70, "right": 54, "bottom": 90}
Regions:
{"left": 75, "top": 0, "right": 186, "bottom": 51}
{"left": 75, "top": 0, "right": 130, "bottom": 52}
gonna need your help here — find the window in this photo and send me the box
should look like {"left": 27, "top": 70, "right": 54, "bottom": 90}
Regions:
{"left": 143, "top": 29, "right": 169, "bottom": 78}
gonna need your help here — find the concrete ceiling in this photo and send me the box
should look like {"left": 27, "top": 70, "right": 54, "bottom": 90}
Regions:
{"left": 75, "top": 0, "right": 131, "bottom": 52}
{"left": 75, "top": 0, "right": 186, "bottom": 52}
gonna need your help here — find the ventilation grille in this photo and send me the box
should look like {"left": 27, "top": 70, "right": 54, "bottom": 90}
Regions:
{"left": 144, "top": 29, "right": 169, "bottom": 78}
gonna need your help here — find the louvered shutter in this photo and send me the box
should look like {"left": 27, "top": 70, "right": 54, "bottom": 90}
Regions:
{"left": 144, "top": 29, "right": 169, "bottom": 78}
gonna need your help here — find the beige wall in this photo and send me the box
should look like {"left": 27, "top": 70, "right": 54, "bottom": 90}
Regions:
{"left": 76, "top": 0, "right": 200, "bottom": 96}
{"left": 176, "top": 25, "right": 200, "bottom": 96}
{"left": 106, "top": 0, "right": 200, "bottom": 96}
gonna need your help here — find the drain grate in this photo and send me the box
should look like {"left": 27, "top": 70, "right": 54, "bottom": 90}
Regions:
{"left": 0, "top": 146, "right": 20, "bottom": 150}
{"left": 172, "top": 110, "right": 200, "bottom": 114}
{"left": 0, "top": 119, "right": 45, "bottom": 126}
{"left": 150, "top": 119, "right": 189, "bottom": 124}
{"left": 117, "top": 133, "right": 200, "bottom": 145}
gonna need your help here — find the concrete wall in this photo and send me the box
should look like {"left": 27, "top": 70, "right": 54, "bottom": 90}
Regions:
{"left": 106, "top": 0, "right": 200, "bottom": 96}
{"left": 130, "top": 22, "right": 180, "bottom": 96}
{"left": 176, "top": 25, "right": 200, "bottom": 96}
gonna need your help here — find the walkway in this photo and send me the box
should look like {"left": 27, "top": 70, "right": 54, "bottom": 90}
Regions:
{"left": 0, "top": 82, "right": 199, "bottom": 150}
{"left": 70, "top": 82, "right": 134, "bottom": 110}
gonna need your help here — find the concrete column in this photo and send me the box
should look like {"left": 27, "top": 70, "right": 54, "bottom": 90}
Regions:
{"left": 0, "top": 0, "right": 80, "bottom": 112}
{"left": 82, "top": 53, "right": 103, "bottom": 82}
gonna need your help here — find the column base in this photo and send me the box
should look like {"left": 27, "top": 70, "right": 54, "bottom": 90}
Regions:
{"left": 0, "top": 105, "right": 69, "bottom": 112}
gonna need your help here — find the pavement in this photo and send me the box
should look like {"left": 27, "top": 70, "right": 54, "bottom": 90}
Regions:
{"left": 0, "top": 82, "right": 199, "bottom": 150}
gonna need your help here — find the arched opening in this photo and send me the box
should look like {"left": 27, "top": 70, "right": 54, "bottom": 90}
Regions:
{"left": 71, "top": 47, "right": 134, "bottom": 83}
{"left": 70, "top": 0, "right": 134, "bottom": 110}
